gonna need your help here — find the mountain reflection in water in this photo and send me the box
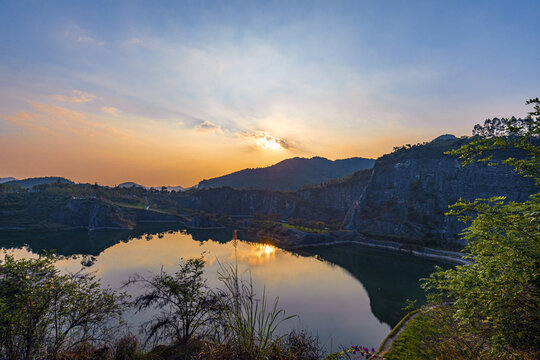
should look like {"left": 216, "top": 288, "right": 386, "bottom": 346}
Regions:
{"left": 0, "top": 226, "right": 450, "bottom": 350}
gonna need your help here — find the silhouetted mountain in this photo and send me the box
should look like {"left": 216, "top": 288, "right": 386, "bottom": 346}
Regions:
{"left": 5, "top": 177, "right": 73, "bottom": 189}
{"left": 198, "top": 156, "right": 375, "bottom": 191}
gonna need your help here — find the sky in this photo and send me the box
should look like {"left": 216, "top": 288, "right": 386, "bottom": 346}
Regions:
{"left": 1, "top": 0, "right": 539, "bottom": 187}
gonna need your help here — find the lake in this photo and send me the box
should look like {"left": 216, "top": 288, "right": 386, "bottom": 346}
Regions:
{"left": 0, "top": 225, "right": 450, "bottom": 352}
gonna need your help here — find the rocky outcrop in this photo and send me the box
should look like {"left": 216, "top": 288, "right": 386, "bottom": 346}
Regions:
{"left": 349, "top": 136, "right": 537, "bottom": 246}
{"left": 179, "top": 187, "right": 339, "bottom": 221}
{"left": 0, "top": 193, "right": 185, "bottom": 231}
{"left": 49, "top": 199, "right": 135, "bottom": 230}
{"left": 296, "top": 169, "right": 372, "bottom": 214}
{"left": 179, "top": 169, "right": 373, "bottom": 222}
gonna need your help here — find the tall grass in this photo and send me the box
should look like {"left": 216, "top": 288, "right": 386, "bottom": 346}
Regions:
{"left": 215, "top": 247, "right": 296, "bottom": 360}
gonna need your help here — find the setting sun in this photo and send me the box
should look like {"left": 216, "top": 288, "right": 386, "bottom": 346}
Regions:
{"left": 258, "top": 137, "right": 283, "bottom": 150}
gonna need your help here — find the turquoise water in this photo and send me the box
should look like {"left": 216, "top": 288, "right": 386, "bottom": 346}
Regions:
{"left": 0, "top": 226, "right": 449, "bottom": 351}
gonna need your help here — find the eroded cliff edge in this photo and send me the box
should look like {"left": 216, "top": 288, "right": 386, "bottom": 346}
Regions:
{"left": 348, "top": 135, "right": 536, "bottom": 247}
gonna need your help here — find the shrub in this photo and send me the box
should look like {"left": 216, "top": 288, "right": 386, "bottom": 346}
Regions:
{"left": 0, "top": 254, "right": 127, "bottom": 360}
{"left": 125, "top": 256, "right": 221, "bottom": 346}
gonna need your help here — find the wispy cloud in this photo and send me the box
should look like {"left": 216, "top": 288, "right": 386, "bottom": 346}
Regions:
{"left": 51, "top": 90, "right": 96, "bottom": 103}
{"left": 1, "top": 102, "right": 123, "bottom": 137}
{"left": 60, "top": 24, "right": 105, "bottom": 46}
{"left": 194, "top": 120, "right": 223, "bottom": 133}
{"left": 101, "top": 106, "right": 120, "bottom": 117}
{"left": 237, "top": 130, "right": 291, "bottom": 150}
{"left": 76, "top": 35, "right": 105, "bottom": 46}
{"left": 125, "top": 38, "right": 145, "bottom": 47}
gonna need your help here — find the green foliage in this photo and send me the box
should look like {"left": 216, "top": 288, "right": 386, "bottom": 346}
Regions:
{"left": 446, "top": 97, "right": 540, "bottom": 184}
{"left": 385, "top": 306, "right": 492, "bottom": 360}
{"left": 423, "top": 196, "right": 540, "bottom": 356}
{"left": 126, "top": 256, "right": 221, "bottom": 345}
{"left": 0, "top": 254, "right": 127, "bottom": 360}
{"left": 421, "top": 98, "right": 540, "bottom": 358}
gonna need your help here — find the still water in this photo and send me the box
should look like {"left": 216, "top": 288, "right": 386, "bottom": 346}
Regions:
{"left": 0, "top": 225, "right": 449, "bottom": 351}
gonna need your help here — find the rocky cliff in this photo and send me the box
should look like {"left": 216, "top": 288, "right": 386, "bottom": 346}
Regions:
{"left": 180, "top": 187, "right": 339, "bottom": 221}
{"left": 348, "top": 136, "right": 537, "bottom": 246}
{"left": 296, "top": 169, "right": 372, "bottom": 214}
{"left": 179, "top": 169, "right": 373, "bottom": 222}
{"left": 49, "top": 198, "right": 135, "bottom": 230}
{"left": 0, "top": 192, "right": 184, "bottom": 231}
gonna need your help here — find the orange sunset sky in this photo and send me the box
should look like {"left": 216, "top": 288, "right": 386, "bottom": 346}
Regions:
{"left": 1, "top": 1, "right": 538, "bottom": 187}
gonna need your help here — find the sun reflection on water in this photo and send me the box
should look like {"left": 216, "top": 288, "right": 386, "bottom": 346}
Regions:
{"left": 234, "top": 243, "right": 277, "bottom": 265}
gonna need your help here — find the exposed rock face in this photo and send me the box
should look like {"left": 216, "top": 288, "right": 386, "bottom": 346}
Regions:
{"left": 180, "top": 187, "right": 338, "bottom": 221}
{"left": 349, "top": 137, "right": 536, "bottom": 245}
{"left": 179, "top": 170, "right": 373, "bottom": 222}
{"left": 296, "top": 169, "right": 372, "bottom": 214}
{"left": 49, "top": 199, "right": 135, "bottom": 230}
{"left": 0, "top": 193, "right": 185, "bottom": 231}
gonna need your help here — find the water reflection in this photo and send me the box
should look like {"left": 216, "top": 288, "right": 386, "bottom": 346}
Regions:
{"left": 0, "top": 227, "right": 449, "bottom": 350}
{"left": 297, "top": 244, "right": 449, "bottom": 326}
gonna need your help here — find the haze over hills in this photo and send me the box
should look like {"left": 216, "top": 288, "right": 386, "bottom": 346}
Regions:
{"left": 198, "top": 156, "right": 375, "bottom": 191}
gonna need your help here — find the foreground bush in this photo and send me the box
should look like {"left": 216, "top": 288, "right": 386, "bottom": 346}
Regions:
{"left": 384, "top": 306, "right": 492, "bottom": 360}
{"left": 0, "top": 254, "right": 127, "bottom": 360}
{"left": 125, "top": 256, "right": 222, "bottom": 346}
{"left": 419, "top": 99, "right": 540, "bottom": 359}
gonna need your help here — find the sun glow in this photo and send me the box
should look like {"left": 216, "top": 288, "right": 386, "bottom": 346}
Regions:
{"left": 250, "top": 130, "right": 287, "bottom": 150}
{"left": 257, "top": 137, "right": 283, "bottom": 150}
{"left": 264, "top": 244, "right": 275, "bottom": 255}
{"left": 234, "top": 243, "right": 277, "bottom": 265}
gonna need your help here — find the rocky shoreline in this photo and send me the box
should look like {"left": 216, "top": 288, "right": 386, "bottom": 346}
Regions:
{"left": 248, "top": 225, "right": 467, "bottom": 264}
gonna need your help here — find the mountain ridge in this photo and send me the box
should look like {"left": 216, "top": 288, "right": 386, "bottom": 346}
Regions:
{"left": 198, "top": 156, "right": 375, "bottom": 191}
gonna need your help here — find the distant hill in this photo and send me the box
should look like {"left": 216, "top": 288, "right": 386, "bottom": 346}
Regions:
{"left": 5, "top": 177, "right": 73, "bottom": 189}
{"left": 117, "top": 182, "right": 186, "bottom": 192}
{"left": 197, "top": 156, "right": 375, "bottom": 191}
{"left": 0, "top": 177, "right": 17, "bottom": 184}
{"left": 432, "top": 134, "right": 456, "bottom": 142}
{"left": 165, "top": 185, "right": 186, "bottom": 192}
{"left": 118, "top": 182, "right": 148, "bottom": 189}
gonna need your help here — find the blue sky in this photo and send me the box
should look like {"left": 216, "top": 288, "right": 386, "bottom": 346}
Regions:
{"left": 0, "top": 0, "right": 539, "bottom": 186}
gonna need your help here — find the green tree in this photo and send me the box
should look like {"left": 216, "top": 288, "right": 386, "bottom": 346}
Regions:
{"left": 423, "top": 98, "right": 540, "bottom": 358}
{"left": 0, "top": 254, "right": 127, "bottom": 360}
{"left": 126, "top": 256, "right": 221, "bottom": 345}
{"left": 448, "top": 97, "right": 540, "bottom": 184}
